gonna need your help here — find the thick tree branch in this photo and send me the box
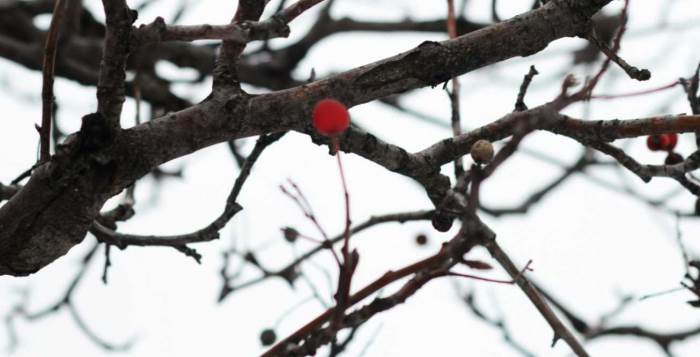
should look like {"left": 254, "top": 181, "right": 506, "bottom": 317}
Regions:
{"left": 134, "top": 16, "right": 291, "bottom": 45}
{"left": 215, "top": 0, "right": 268, "bottom": 87}
{"left": 97, "top": 0, "right": 136, "bottom": 127}
{"left": 0, "top": 0, "right": 613, "bottom": 276}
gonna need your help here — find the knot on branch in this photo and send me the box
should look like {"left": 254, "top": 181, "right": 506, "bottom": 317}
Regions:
{"left": 268, "top": 15, "right": 291, "bottom": 38}
{"left": 213, "top": 60, "right": 242, "bottom": 89}
{"left": 412, "top": 41, "right": 454, "bottom": 87}
{"left": 125, "top": 8, "right": 138, "bottom": 24}
{"left": 105, "top": 5, "right": 138, "bottom": 26}
{"left": 277, "top": 264, "right": 301, "bottom": 286}
{"left": 556, "top": 0, "right": 610, "bottom": 38}
{"left": 134, "top": 16, "right": 167, "bottom": 44}
{"left": 448, "top": 215, "right": 492, "bottom": 259}
{"left": 246, "top": 15, "right": 290, "bottom": 40}
{"left": 222, "top": 93, "right": 250, "bottom": 130}
{"left": 77, "top": 112, "right": 116, "bottom": 153}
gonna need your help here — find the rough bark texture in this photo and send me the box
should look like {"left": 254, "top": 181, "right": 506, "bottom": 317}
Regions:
{"left": 0, "top": 0, "right": 611, "bottom": 276}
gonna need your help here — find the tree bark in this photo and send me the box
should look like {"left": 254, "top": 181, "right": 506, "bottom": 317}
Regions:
{"left": 0, "top": 0, "right": 611, "bottom": 276}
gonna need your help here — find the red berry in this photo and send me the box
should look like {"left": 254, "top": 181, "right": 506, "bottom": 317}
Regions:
{"left": 312, "top": 99, "right": 350, "bottom": 136}
{"left": 647, "top": 134, "right": 669, "bottom": 151}
{"left": 646, "top": 134, "right": 679, "bottom": 151}
{"left": 665, "top": 133, "right": 678, "bottom": 151}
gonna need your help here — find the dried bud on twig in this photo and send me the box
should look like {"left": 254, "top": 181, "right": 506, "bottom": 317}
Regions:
{"left": 471, "top": 140, "right": 494, "bottom": 164}
{"left": 260, "top": 328, "right": 277, "bottom": 346}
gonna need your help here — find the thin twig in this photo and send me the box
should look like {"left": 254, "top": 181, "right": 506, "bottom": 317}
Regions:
{"left": 39, "top": 0, "right": 67, "bottom": 162}
{"left": 5, "top": 243, "right": 134, "bottom": 351}
{"left": 514, "top": 65, "right": 539, "bottom": 112}
{"left": 484, "top": 240, "right": 590, "bottom": 357}
{"left": 280, "top": 180, "right": 342, "bottom": 266}
{"left": 460, "top": 291, "right": 536, "bottom": 357}
{"left": 331, "top": 135, "right": 357, "bottom": 332}
{"left": 675, "top": 213, "right": 690, "bottom": 274}
{"left": 444, "top": 260, "right": 532, "bottom": 284}
{"left": 590, "top": 80, "right": 680, "bottom": 100}
{"left": 92, "top": 133, "right": 285, "bottom": 260}
{"left": 446, "top": 0, "right": 464, "bottom": 176}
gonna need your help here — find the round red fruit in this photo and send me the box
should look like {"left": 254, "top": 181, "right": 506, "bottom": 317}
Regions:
{"left": 647, "top": 134, "right": 669, "bottom": 151}
{"left": 312, "top": 99, "right": 350, "bottom": 136}
{"left": 665, "top": 133, "right": 678, "bottom": 151}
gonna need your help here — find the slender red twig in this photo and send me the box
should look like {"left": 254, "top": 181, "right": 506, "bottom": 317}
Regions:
{"left": 262, "top": 248, "right": 448, "bottom": 357}
{"left": 444, "top": 259, "right": 534, "bottom": 285}
{"left": 590, "top": 80, "right": 680, "bottom": 100}
{"left": 332, "top": 137, "right": 352, "bottom": 258}
{"left": 330, "top": 135, "right": 356, "bottom": 332}
{"left": 280, "top": 182, "right": 342, "bottom": 266}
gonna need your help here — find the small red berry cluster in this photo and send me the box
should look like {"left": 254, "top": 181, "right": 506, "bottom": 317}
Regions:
{"left": 646, "top": 133, "right": 683, "bottom": 165}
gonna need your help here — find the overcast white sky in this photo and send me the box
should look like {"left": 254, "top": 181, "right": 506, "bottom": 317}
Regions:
{"left": 1, "top": 0, "right": 700, "bottom": 356}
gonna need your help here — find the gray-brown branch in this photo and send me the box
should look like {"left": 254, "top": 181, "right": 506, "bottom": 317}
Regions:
{"left": 0, "top": 0, "right": 613, "bottom": 276}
